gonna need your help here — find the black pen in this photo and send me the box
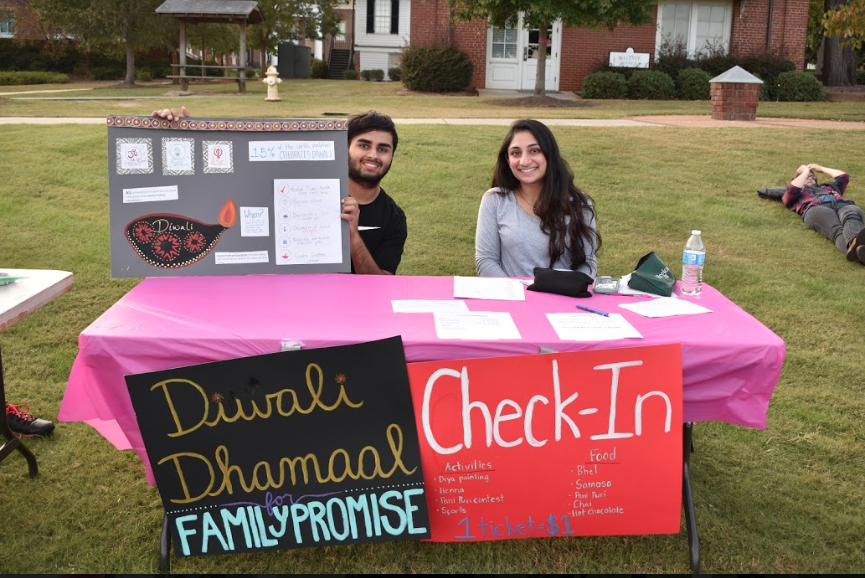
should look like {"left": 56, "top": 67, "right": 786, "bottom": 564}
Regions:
{"left": 576, "top": 304, "right": 610, "bottom": 317}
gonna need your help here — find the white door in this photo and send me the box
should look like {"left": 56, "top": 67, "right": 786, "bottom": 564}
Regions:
{"left": 485, "top": 21, "right": 521, "bottom": 89}
{"left": 485, "top": 16, "right": 560, "bottom": 91}
{"left": 520, "top": 21, "right": 560, "bottom": 91}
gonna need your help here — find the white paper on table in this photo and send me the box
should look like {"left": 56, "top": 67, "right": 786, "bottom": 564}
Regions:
{"left": 392, "top": 299, "right": 469, "bottom": 313}
{"left": 453, "top": 276, "right": 526, "bottom": 301}
{"left": 618, "top": 297, "right": 712, "bottom": 318}
{"left": 546, "top": 313, "right": 643, "bottom": 341}
{"left": 618, "top": 273, "right": 678, "bottom": 298}
{"left": 434, "top": 311, "right": 522, "bottom": 340}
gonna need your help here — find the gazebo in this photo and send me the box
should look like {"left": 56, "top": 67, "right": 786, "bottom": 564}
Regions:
{"left": 155, "top": 0, "right": 264, "bottom": 93}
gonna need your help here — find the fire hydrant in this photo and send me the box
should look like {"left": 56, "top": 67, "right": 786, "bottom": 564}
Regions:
{"left": 263, "top": 65, "right": 282, "bottom": 101}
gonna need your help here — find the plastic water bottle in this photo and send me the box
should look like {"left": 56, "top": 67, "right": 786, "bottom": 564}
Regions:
{"left": 681, "top": 230, "right": 705, "bottom": 296}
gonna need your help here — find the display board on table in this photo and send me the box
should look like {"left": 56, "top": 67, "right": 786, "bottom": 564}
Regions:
{"left": 107, "top": 115, "right": 350, "bottom": 277}
{"left": 407, "top": 343, "right": 683, "bottom": 541}
{"left": 126, "top": 336, "right": 431, "bottom": 558}
{"left": 127, "top": 337, "right": 682, "bottom": 559}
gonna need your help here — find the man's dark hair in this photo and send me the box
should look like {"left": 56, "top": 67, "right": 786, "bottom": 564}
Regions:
{"left": 347, "top": 110, "right": 398, "bottom": 153}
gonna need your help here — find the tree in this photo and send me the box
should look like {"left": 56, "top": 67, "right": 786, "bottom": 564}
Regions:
{"left": 819, "top": 0, "right": 859, "bottom": 86}
{"left": 807, "top": 0, "right": 827, "bottom": 66}
{"left": 822, "top": 0, "right": 865, "bottom": 50}
{"left": 186, "top": 23, "right": 238, "bottom": 76}
{"left": 248, "top": 0, "right": 342, "bottom": 76}
{"left": 31, "top": 0, "right": 174, "bottom": 84}
{"left": 453, "top": 0, "right": 658, "bottom": 97}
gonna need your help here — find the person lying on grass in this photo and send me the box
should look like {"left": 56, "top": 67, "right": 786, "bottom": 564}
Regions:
{"left": 781, "top": 163, "right": 865, "bottom": 264}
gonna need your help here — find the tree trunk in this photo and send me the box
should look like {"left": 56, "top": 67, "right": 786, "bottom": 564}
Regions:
{"left": 822, "top": 0, "right": 857, "bottom": 86}
{"left": 125, "top": 41, "right": 136, "bottom": 85}
{"left": 533, "top": 22, "right": 549, "bottom": 97}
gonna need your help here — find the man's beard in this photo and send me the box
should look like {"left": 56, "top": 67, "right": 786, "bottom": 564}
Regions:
{"left": 349, "top": 158, "right": 391, "bottom": 188}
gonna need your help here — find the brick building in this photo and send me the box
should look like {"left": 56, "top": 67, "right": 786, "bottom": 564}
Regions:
{"left": 353, "top": 0, "right": 808, "bottom": 91}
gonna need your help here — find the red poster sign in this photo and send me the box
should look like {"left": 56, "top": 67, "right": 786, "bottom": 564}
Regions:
{"left": 406, "top": 344, "right": 683, "bottom": 542}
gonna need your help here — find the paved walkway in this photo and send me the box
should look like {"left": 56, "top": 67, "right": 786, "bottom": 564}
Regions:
{"left": 1, "top": 87, "right": 862, "bottom": 129}
{"left": 2, "top": 116, "right": 863, "bottom": 129}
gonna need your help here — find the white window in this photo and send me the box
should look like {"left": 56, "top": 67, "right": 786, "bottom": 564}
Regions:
{"left": 1, "top": 17, "right": 14, "bottom": 37}
{"left": 491, "top": 24, "right": 518, "bottom": 59}
{"left": 375, "top": 1, "right": 391, "bottom": 34}
{"left": 657, "top": 2, "right": 731, "bottom": 58}
{"left": 336, "top": 22, "right": 346, "bottom": 42}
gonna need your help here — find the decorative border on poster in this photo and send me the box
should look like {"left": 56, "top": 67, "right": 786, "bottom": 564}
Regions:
{"left": 107, "top": 115, "right": 347, "bottom": 132}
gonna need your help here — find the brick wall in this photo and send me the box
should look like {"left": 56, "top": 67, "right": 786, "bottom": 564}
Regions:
{"left": 409, "top": 0, "right": 487, "bottom": 88}
{"left": 333, "top": 8, "right": 354, "bottom": 50}
{"left": 560, "top": 22, "right": 657, "bottom": 92}
{"left": 409, "top": 0, "right": 808, "bottom": 91}
{"left": 730, "top": 0, "right": 808, "bottom": 70}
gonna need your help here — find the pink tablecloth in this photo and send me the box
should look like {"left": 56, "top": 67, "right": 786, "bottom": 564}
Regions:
{"left": 59, "top": 274, "right": 785, "bottom": 484}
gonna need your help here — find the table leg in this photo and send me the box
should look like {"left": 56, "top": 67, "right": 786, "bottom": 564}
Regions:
{"left": 683, "top": 422, "right": 700, "bottom": 574}
{"left": 160, "top": 512, "right": 171, "bottom": 573}
{"left": 0, "top": 345, "right": 39, "bottom": 478}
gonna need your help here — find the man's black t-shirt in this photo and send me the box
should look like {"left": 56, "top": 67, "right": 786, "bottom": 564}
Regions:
{"left": 355, "top": 186, "right": 407, "bottom": 274}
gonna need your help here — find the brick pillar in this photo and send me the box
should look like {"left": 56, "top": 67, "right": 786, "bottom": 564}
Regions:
{"left": 710, "top": 83, "right": 762, "bottom": 121}
{"left": 709, "top": 66, "right": 763, "bottom": 121}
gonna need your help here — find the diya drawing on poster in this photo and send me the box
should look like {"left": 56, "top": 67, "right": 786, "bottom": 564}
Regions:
{"left": 125, "top": 198, "right": 237, "bottom": 268}
{"left": 125, "top": 336, "right": 431, "bottom": 558}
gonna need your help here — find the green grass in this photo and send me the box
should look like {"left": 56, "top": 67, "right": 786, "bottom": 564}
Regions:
{"left": 0, "top": 88, "right": 864, "bottom": 574}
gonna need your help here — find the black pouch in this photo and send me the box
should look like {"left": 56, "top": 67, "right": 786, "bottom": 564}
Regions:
{"left": 627, "top": 251, "right": 676, "bottom": 297}
{"left": 527, "top": 267, "right": 593, "bottom": 298}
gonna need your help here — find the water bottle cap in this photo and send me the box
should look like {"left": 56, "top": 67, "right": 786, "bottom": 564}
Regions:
{"left": 691, "top": 230, "right": 701, "bottom": 235}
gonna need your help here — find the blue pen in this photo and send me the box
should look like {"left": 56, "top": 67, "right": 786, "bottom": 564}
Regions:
{"left": 576, "top": 304, "right": 610, "bottom": 317}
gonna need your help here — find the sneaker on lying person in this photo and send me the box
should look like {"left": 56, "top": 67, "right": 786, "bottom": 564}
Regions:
{"left": 5, "top": 402, "right": 55, "bottom": 437}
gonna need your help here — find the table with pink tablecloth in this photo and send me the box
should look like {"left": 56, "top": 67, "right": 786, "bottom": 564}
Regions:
{"left": 59, "top": 274, "right": 785, "bottom": 485}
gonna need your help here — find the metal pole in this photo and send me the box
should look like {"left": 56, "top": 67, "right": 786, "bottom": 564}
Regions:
{"left": 179, "top": 20, "right": 188, "bottom": 92}
{"left": 239, "top": 19, "right": 248, "bottom": 93}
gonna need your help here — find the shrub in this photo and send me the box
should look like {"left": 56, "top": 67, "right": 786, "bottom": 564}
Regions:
{"left": 136, "top": 69, "right": 152, "bottom": 82}
{"left": 360, "top": 69, "right": 372, "bottom": 81}
{"left": 311, "top": 58, "right": 328, "bottom": 79}
{"left": 0, "top": 71, "right": 69, "bottom": 85}
{"left": 343, "top": 69, "right": 359, "bottom": 80}
{"left": 627, "top": 70, "right": 676, "bottom": 100}
{"left": 654, "top": 35, "right": 694, "bottom": 81}
{"left": 0, "top": 39, "right": 80, "bottom": 73}
{"left": 590, "top": 62, "right": 644, "bottom": 81}
{"left": 580, "top": 71, "right": 627, "bottom": 99}
{"left": 676, "top": 67, "right": 711, "bottom": 100}
{"left": 776, "top": 71, "right": 825, "bottom": 102}
{"left": 90, "top": 66, "right": 124, "bottom": 81}
{"left": 738, "top": 53, "right": 796, "bottom": 100}
{"left": 401, "top": 45, "right": 473, "bottom": 92}
{"left": 369, "top": 68, "right": 385, "bottom": 82}
{"left": 388, "top": 66, "right": 402, "bottom": 82}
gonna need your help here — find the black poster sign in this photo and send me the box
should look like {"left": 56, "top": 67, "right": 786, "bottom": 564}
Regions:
{"left": 126, "top": 336, "right": 430, "bottom": 558}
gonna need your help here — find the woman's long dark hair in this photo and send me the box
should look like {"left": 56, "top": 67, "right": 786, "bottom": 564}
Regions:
{"left": 491, "top": 119, "right": 600, "bottom": 270}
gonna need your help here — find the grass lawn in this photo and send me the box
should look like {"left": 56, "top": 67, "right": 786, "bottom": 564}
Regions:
{"left": 0, "top": 83, "right": 863, "bottom": 574}
{"left": 2, "top": 78, "right": 865, "bottom": 122}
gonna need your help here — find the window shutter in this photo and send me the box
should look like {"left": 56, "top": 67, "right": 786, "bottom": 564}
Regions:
{"left": 391, "top": 0, "right": 399, "bottom": 34}
{"left": 367, "top": 0, "right": 375, "bottom": 33}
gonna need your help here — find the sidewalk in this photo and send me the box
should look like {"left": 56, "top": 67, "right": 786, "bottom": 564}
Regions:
{"left": 2, "top": 116, "right": 863, "bottom": 129}
{"left": 2, "top": 85, "right": 862, "bottom": 128}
